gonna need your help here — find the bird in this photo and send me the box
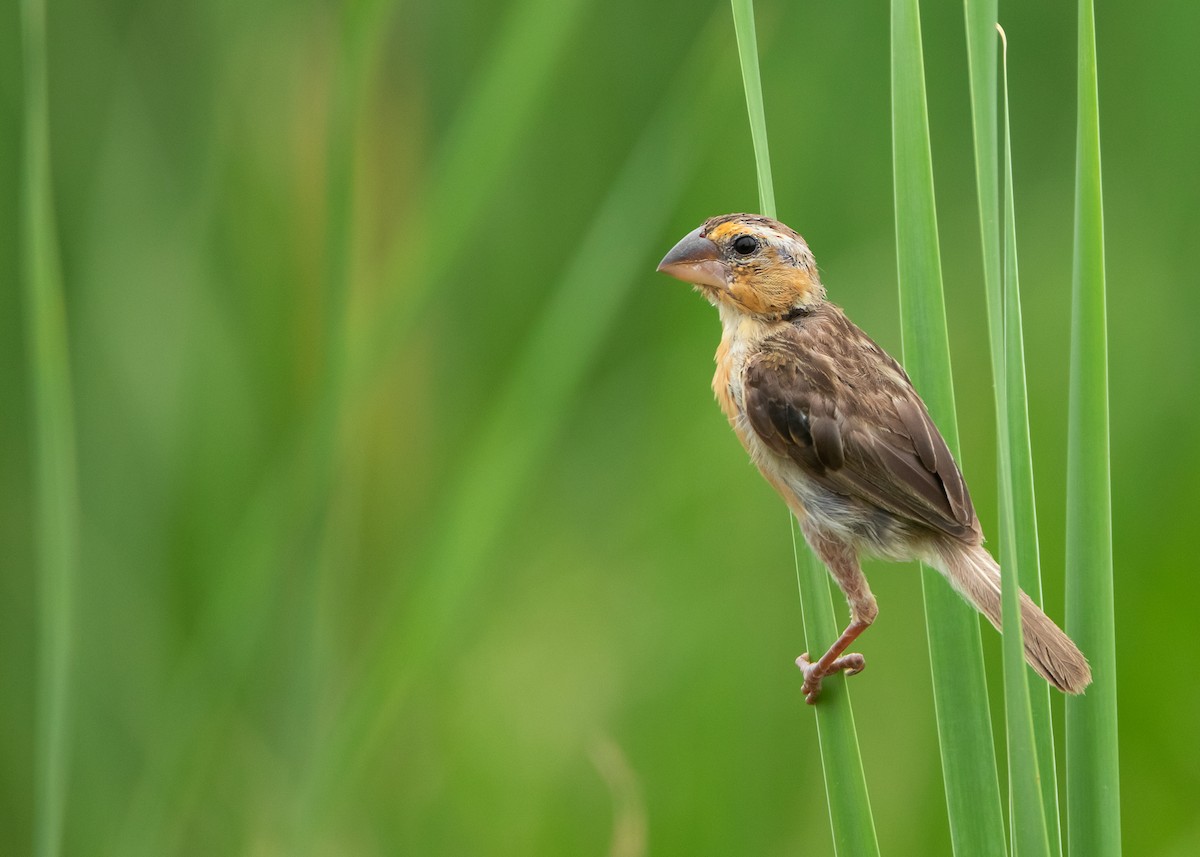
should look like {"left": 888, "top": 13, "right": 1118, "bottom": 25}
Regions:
{"left": 656, "top": 212, "right": 1091, "bottom": 704}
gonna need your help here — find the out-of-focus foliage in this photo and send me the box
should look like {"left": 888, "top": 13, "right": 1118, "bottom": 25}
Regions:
{"left": 2, "top": 0, "right": 1195, "bottom": 854}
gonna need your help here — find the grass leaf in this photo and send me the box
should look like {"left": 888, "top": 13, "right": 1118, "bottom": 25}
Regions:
{"left": 997, "top": 25, "right": 1053, "bottom": 856}
{"left": 1065, "top": 0, "right": 1120, "bottom": 853}
{"left": 792, "top": 527, "right": 881, "bottom": 856}
{"left": 891, "top": 0, "right": 1007, "bottom": 852}
{"left": 731, "top": 1, "right": 879, "bottom": 851}
{"left": 730, "top": 0, "right": 776, "bottom": 219}
{"left": 966, "top": 6, "right": 1064, "bottom": 850}
{"left": 963, "top": 0, "right": 1002, "bottom": 375}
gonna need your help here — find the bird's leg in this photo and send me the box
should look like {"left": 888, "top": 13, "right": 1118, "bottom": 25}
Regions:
{"left": 796, "top": 532, "right": 877, "bottom": 704}
{"left": 797, "top": 619, "right": 870, "bottom": 703}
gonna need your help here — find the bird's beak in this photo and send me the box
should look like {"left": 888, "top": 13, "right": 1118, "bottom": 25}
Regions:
{"left": 656, "top": 227, "right": 729, "bottom": 290}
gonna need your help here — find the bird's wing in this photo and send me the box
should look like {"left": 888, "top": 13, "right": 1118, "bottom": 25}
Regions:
{"left": 743, "top": 329, "right": 977, "bottom": 541}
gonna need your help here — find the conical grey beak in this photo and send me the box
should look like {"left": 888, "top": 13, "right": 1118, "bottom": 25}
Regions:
{"left": 656, "top": 227, "right": 730, "bottom": 290}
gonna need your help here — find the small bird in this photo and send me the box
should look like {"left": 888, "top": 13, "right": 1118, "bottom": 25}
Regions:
{"left": 657, "top": 213, "right": 1091, "bottom": 703}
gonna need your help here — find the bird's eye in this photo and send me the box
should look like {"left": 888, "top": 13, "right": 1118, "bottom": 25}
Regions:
{"left": 732, "top": 235, "right": 759, "bottom": 255}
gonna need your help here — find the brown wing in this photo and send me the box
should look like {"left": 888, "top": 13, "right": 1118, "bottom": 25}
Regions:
{"left": 743, "top": 325, "right": 977, "bottom": 541}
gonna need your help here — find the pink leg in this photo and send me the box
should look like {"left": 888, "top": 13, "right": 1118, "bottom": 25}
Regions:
{"left": 796, "top": 529, "right": 877, "bottom": 704}
{"left": 796, "top": 619, "right": 869, "bottom": 704}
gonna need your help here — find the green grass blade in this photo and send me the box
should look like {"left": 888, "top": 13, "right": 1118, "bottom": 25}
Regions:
{"left": 997, "top": 27, "right": 1052, "bottom": 857}
{"left": 732, "top": 1, "right": 879, "bottom": 851}
{"left": 730, "top": 0, "right": 776, "bottom": 219}
{"left": 962, "top": 0, "right": 1003, "bottom": 405}
{"left": 891, "top": 1, "right": 1007, "bottom": 853}
{"left": 20, "top": 0, "right": 79, "bottom": 854}
{"left": 1065, "top": 1, "right": 1120, "bottom": 854}
{"left": 967, "top": 8, "right": 1064, "bottom": 850}
{"left": 793, "top": 526, "right": 881, "bottom": 856}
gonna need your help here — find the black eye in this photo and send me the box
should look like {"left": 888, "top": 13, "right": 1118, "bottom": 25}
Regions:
{"left": 732, "top": 235, "right": 758, "bottom": 255}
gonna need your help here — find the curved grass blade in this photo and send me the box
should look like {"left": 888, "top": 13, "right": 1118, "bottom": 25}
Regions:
{"left": 20, "top": 0, "right": 80, "bottom": 853}
{"left": 1065, "top": 1, "right": 1120, "bottom": 854}
{"left": 891, "top": 0, "right": 1006, "bottom": 853}
{"left": 731, "top": 1, "right": 879, "bottom": 851}
{"left": 997, "top": 26, "right": 1052, "bottom": 857}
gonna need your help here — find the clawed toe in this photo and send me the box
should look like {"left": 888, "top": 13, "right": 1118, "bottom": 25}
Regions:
{"left": 795, "top": 651, "right": 866, "bottom": 704}
{"left": 831, "top": 653, "right": 866, "bottom": 676}
{"left": 796, "top": 653, "right": 822, "bottom": 704}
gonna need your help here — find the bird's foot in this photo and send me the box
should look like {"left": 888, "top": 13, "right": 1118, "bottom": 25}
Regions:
{"left": 795, "top": 652, "right": 866, "bottom": 705}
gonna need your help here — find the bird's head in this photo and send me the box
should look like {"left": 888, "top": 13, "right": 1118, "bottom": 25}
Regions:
{"left": 656, "top": 213, "right": 825, "bottom": 322}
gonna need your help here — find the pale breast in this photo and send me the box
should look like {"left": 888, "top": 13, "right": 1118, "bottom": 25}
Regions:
{"left": 714, "top": 331, "right": 788, "bottom": 473}
{"left": 713, "top": 317, "right": 921, "bottom": 560}
{"left": 713, "top": 333, "right": 756, "bottom": 432}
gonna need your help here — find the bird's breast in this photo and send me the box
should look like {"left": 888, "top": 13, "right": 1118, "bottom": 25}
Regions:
{"left": 713, "top": 333, "right": 781, "bottom": 477}
{"left": 712, "top": 337, "right": 810, "bottom": 523}
{"left": 712, "top": 333, "right": 754, "bottom": 428}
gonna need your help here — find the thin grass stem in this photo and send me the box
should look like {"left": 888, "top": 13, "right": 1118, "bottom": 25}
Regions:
{"left": 997, "top": 25, "right": 1053, "bottom": 856}
{"left": 967, "top": 7, "right": 1064, "bottom": 848}
{"left": 731, "top": 1, "right": 879, "bottom": 851}
{"left": 791, "top": 523, "right": 881, "bottom": 856}
{"left": 730, "top": 0, "right": 776, "bottom": 219}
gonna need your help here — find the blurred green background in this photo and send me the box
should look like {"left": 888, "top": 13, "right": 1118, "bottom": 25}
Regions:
{"left": 3, "top": 0, "right": 1197, "bottom": 854}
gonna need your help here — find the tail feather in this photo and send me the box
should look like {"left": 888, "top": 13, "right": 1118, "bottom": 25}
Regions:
{"left": 929, "top": 543, "right": 1092, "bottom": 694}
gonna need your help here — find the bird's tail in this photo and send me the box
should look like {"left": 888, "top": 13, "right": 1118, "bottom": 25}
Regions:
{"left": 928, "top": 542, "right": 1092, "bottom": 694}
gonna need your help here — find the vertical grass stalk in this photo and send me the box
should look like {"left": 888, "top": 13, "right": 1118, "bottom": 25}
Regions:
{"left": 997, "top": 26, "right": 1052, "bottom": 856}
{"left": 792, "top": 524, "right": 881, "bottom": 856}
{"left": 1064, "top": 1, "right": 1120, "bottom": 854}
{"left": 963, "top": 0, "right": 1002, "bottom": 374}
{"left": 967, "top": 8, "right": 1064, "bottom": 849}
{"left": 731, "top": 1, "right": 879, "bottom": 851}
{"left": 730, "top": 0, "right": 776, "bottom": 219}
{"left": 890, "top": 0, "right": 1006, "bottom": 853}
{"left": 21, "top": 0, "right": 79, "bottom": 854}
